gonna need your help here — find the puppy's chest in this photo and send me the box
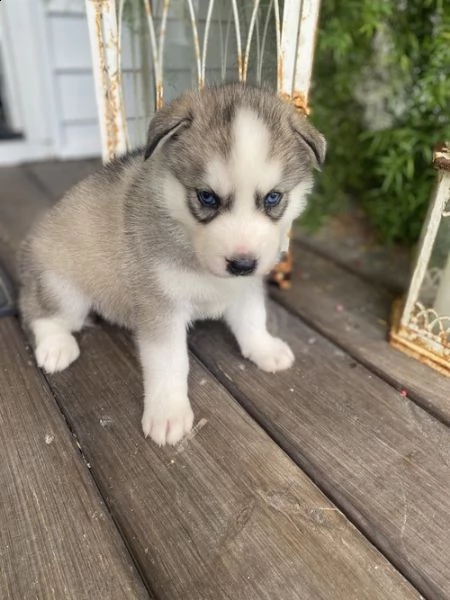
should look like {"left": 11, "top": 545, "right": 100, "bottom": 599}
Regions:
{"left": 156, "top": 267, "right": 243, "bottom": 319}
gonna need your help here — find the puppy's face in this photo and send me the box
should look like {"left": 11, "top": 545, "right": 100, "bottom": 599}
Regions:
{"left": 145, "top": 84, "right": 326, "bottom": 278}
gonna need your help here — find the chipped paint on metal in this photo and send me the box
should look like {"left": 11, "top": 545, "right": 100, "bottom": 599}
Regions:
{"left": 277, "top": 53, "right": 283, "bottom": 93}
{"left": 278, "top": 91, "right": 310, "bottom": 115}
{"left": 279, "top": 0, "right": 302, "bottom": 95}
{"left": 87, "top": 0, "right": 320, "bottom": 155}
{"left": 117, "top": 0, "right": 130, "bottom": 147}
{"left": 390, "top": 300, "right": 450, "bottom": 377}
{"left": 85, "top": 0, "right": 127, "bottom": 162}
{"left": 155, "top": 0, "right": 170, "bottom": 109}
{"left": 155, "top": 81, "right": 164, "bottom": 111}
{"left": 433, "top": 142, "right": 450, "bottom": 173}
{"left": 293, "top": 0, "right": 321, "bottom": 101}
{"left": 231, "top": 0, "right": 243, "bottom": 81}
{"left": 86, "top": 0, "right": 110, "bottom": 162}
{"left": 391, "top": 155, "right": 450, "bottom": 371}
{"left": 400, "top": 170, "right": 450, "bottom": 329}
{"left": 86, "top": 0, "right": 323, "bottom": 288}
{"left": 291, "top": 91, "right": 311, "bottom": 115}
{"left": 102, "top": 0, "right": 127, "bottom": 158}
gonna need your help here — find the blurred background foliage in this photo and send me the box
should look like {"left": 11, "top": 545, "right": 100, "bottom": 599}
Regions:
{"left": 304, "top": 0, "right": 450, "bottom": 246}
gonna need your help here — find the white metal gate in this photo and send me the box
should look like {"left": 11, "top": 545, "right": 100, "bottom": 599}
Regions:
{"left": 85, "top": 0, "right": 322, "bottom": 285}
{"left": 85, "top": 0, "right": 320, "bottom": 160}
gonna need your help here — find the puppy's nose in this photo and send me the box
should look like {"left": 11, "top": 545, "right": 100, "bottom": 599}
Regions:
{"left": 226, "top": 255, "right": 257, "bottom": 276}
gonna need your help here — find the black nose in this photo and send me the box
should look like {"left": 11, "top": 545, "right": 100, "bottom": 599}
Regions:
{"left": 226, "top": 255, "right": 257, "bottom": 276}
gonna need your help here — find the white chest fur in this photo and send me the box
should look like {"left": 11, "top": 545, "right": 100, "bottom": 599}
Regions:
{"left": 156, "top": 266, "right": 250, "bottom": 320}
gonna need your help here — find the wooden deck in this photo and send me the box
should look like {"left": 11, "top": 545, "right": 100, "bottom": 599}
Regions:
{"left": 0, "top": 160, "right": 449, "bottom": 600}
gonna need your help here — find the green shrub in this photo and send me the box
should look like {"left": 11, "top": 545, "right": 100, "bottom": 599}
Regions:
{"left": 305, "top": 0, "right": 450, "bottom": 246}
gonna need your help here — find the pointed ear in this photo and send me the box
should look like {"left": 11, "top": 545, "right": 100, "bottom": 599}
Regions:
{"left": 291, "top": 114, "right": 327, "bottom": 169}
{"left": 144, "top": 100, "right": 193, "bottom": 160}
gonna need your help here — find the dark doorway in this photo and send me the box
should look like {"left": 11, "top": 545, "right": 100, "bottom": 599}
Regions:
{"left": 0, "top": 45, "right": 23, "bottom": 141}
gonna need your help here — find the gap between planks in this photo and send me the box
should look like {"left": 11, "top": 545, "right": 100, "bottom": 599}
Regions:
{"left": 0, "top": 317, "right": 151, "bottom": 600}
{"left": 189, "top": 303, "right": 450, "bottom": 600}
{"left": 40, "top": 322, "right": 421, "bottom": 600}
{"left": 0, "top": 162, "right": 442, "bottom": 596}
{"left": 271, "top": 241, "right": 450, "bottom": 426}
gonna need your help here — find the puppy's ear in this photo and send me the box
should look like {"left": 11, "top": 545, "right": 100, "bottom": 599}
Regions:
{"left": 144, "top": 99, "right": 192, "bottom": 160}
{"left": 291, "top": 114, "right": 327, "bottom": 169}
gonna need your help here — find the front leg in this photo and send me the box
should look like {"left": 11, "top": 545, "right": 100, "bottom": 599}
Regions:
{"left": 137, "top": 311, "right": 194, "bottom": 446}
{"left": 225, "top": 279, "right": 294, "bottom": 373}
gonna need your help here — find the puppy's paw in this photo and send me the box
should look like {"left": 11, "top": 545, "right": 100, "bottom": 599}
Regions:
{"left": 35, "top": 333, "right": 80, "bottom": 373}
{"left": 142, "top": 394, "right": 194, "bottom": 446}
{"left": 246, "top": 336, "right": 294, "bottom": 373}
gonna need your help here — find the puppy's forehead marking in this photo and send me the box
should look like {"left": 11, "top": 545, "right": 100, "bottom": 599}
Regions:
{"left": 233, "top": 108, "right": 270, "bottom": 164}
{"left": 205, "top": 108, "right": 282, "bottom": 197}
{"left": 232, "top": 108, "right": 282, "bottom": 192}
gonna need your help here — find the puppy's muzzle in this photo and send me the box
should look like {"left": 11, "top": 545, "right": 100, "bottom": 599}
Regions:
{"left": 226, "top": 255, "right": 257, "bottom": 276}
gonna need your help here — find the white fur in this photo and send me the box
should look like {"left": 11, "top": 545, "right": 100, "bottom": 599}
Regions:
{"left": 139, "top": 314, "right": 194, "bottom": 446}
{"left": 206, "top": 109, "right": 282, "bottom": 198}
{"left": 33, "top": 318, "right": 80, "bottom": 373}
{"left": 164, "top": 108, "right": 313, "bottom": 281}
{"left": 194, "top": 109, "right": 287, "bottom": 277}
{"left": 31, "top": 274, "right": 91, "bottom": 373}
{"left": 24, "top": 86, "right": 324, "bottom": 448}
{"left": 31, "top": 110, "right": 306, "bottom": 443}
{"left": 144, "top": 109, "right": 303, "bottom": 443}
{"left": 156, "top": 265, "right": 248, "bottom": 320}
{"left": 149, "top": 267, "right": 293, "bottom": 445}
{"left": 224, "top": 279, "right": 294, "bottom": 372}
{"left": 280, "top": 179, "right": 314, "bottom": 227}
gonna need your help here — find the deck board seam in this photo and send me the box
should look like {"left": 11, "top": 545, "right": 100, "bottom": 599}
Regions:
{"left": 189, "top": 341, "right": 430, "bottom": 600}
{"left": 270, "top": 288, "right": 450, "bottom": 428}
{"left": 20, "top": 164, "right": 59, "bottom": 204}
{"left": 11, "top": 316, "right": 159, "bottom": 600}
{"left": 100, "top": 323, "right": 421, "bottom": 597}
{"left": 294, "top": 237, "right": 404, "bottom": 295}
{"left": 102, "top": 323, "right": 426, "bottom": 598}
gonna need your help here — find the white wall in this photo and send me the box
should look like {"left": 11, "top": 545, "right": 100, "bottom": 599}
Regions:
{"left": 0, "top": 1, "right": 59, "bottom": 164}
{"left": 44, "top": 0, "right": 102, "bottom": 158}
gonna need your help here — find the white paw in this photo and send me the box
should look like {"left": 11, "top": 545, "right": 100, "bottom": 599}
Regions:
{"left": 35, "top": 333, "right": 80, "bottom": 373}
{"left": 142, "top": 394, "right": 194, "bottom": 446}
{"left": 246, "top": 336, "right": 294, "bottom": 373}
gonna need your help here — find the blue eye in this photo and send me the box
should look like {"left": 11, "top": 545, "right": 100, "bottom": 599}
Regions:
{"left": 264, "top": 191, "right": 283, "bottom": 208}
{"left": 197, "top": 190, "right": 220, "bottom": 209}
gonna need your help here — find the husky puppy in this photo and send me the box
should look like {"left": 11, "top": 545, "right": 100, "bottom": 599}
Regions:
{"left": 19, "top": 83, "right": 326, "bottom": 446}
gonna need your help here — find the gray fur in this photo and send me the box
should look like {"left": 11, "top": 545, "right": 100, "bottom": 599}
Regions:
{"left": 19, "top": 83, "right": 325, "bottom": 336}
{"left": 19, "top": 83, "right": 326, "bottom": 446}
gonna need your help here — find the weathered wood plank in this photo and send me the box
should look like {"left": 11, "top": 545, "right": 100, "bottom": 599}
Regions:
{"left": 43, "top": 325, "right": 419, "bottom": 600}
{"left": 24, "top": 159, "right": 101, "bottom": 202}
{"left": 271, "top": 242, "right": 450, "bottom": 425}
{"left": 189, "top": 305, "right": 450, "bottom": 600}
{"left": 0, "top": 318, "right": 150, "bottom": 600}
{"left": 0, "top": 161, "right": 433, "bottom": 597}
{"left": 0, "top": 167, "right": 53, "bottom": 278}
{"left": 0, "top": 161, "right": 99, "bottom": 280}
{"left": 295, "top": 218, "right": 412, "bottom": 293}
